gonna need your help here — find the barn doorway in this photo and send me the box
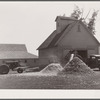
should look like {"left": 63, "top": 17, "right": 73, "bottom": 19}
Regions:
{"left": 77, "top": 50, "right": 88, "bottom": 62}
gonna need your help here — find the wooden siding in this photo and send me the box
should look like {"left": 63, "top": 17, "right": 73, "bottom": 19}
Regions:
{"left": 58, "top": 22, "right": 98, "bottom": 50}
{"left": 39, "top": 47, "right": 58, "bottom": 58}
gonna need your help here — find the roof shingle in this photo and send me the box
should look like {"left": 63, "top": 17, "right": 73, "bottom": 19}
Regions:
{"left": 37, "top": 21, "right": 76, "bottom": 50}
{"left": 0, "top": 44, "right": 27, "bottom": 51}
{"left": 0, "top": 51, "right": 38, "bottom": 59}
{"left": 37, "top": 17, "right": 100, "bottom": 50}
{"left": 0, "top": 44, "right": 38, "bottom": 59}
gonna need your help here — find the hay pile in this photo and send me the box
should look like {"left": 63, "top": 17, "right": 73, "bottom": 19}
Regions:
{"left": 58, "top": 57, "right": 94, "bottom": 75}
{"left": 41, "top": 63, "right": 63, "bottom": 75}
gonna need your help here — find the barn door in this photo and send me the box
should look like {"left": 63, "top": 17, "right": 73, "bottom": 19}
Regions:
{"left": 77, "top": 50, "right": 88, "bottom": 62}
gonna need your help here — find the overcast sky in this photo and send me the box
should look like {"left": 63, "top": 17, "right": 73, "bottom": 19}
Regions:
{"left": 0, "top": 1, "right": 100, "bottom": 55}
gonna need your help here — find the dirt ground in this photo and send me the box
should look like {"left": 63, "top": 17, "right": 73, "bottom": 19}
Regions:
{"left": 0, "top": 69, "right": 100, "bottom": 89}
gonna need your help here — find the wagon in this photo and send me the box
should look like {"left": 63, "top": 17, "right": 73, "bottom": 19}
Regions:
{"left": 0, "top": 61, "right": 28, "bottom": 74}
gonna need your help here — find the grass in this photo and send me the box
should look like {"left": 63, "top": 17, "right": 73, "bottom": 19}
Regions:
{"left": 0, "top": 71, "right": 100, "bottom": 89}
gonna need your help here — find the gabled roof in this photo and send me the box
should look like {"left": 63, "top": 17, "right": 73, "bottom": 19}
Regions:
{"left": 80, "top": 21, "right": 100, "bottom": 45}
{"left": 37, "top": 21, "right": 77, "bottom": 50}
{"left": 0, "top": 51, "right": 38, "bottom": 59}
{"left": 0, "top": 44, "right": 38, "bottom": 59}
{"left": 37, "top": 18, "right": 100, "bottom": 50}
{"left": 48, "top": 22, "right": 76, "bottom": 48}
{"left": 55, "top": 16, "right": 77, "bottom": 21}
{"left": 55, "top": 20, "right": 100, "bottom": 45}
{"left": 0, "top": 44, "right": 27, "bottom": 51}
{"left": 37, "top": 30, "right": 58, "bottom": 50}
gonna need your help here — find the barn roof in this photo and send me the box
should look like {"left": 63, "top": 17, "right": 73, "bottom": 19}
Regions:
{"left": 0, "top": 51, "right": 38, "bottom": 59}
{"left": 0, "top": 44, "right": 27, "bottom": 51}
{"left": 55, "top": 20, "right": 100, "bottom": 45}
{"left": 37, "top": 22, "right": 76, "bottom": 50}
{"left": 37, "top": 21, "right": 77, "bottom": 50}
{"left": 0, "top": 44, "right": 38, "bottom": 59}
{"left": 37, "top": 30, "right": 58, "bottom": 50}
{"left": 55, "top": 16, "right": 78, "bottom": 21}
{"left": 37, "top": 17, "right": 100, "bottom": 50}
{"left": 48, "top": 22, "right": 76, "bottom": 48}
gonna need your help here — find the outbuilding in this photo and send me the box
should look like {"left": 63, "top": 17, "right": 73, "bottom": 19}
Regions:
{"left": 37, "top": 16, "right": 100, "bottom": 65}
{"left": 0, "top": 44, "right": 38, "bottom": 67}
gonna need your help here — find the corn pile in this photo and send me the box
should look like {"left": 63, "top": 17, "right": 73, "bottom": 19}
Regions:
{"left": 59, "top": 57, "right": 94, "bottom": 75}
{"left": 41, "top": 63, "right": 63, "bottom": 75}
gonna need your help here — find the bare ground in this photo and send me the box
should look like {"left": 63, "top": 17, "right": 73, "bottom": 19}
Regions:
{"left": 0, "top": 71, "right": 100, "bottom": 89}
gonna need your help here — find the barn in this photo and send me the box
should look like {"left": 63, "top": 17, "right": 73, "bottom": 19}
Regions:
{"left": 37, "top": 16, "right": 100, "bottom": 65}
{"left": 0, "top": 44, "right": 38, "bottom": 67}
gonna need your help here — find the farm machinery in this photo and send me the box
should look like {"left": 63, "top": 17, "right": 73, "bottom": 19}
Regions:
{"left": 0, "top": 60, "right": 40, "bottom": 74}
{"left": 87, "top": 54, "right": 100, "bottom": 70}
{"left": 64, "top": 50, "right": 100, "bottom": 70}
{"left": 0, "top": 61, "right": 28, "bottom": 74}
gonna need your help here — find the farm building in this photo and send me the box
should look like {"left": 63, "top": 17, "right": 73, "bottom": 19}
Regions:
{"left": 37, "top": 16, "right": 100, "bottom": 65}
{"left": 0, "top": 44, "right": 38, "bottom": 67}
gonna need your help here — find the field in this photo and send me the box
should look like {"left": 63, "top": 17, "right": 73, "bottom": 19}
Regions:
{"left": 0, "top": 70, "right": 100, "bottom": 89}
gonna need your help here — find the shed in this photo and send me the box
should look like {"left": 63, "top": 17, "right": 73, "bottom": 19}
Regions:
{"left": 0, "top": 44, "right": 38, "bottom": 67}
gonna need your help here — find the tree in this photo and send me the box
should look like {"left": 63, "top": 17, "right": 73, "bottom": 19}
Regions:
{"left": 71, "top": 5, "right": 82, "bottom": 19}
{"left": 70, "top": 6, "right": 99, "bottom": 35}
{"left": 87, "top": 10, "right": 99, "bottom": 35}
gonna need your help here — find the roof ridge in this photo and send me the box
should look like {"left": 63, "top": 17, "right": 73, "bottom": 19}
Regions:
{"left": 56, "top": 20, "right": 100, "bottom": 46}
{"left": 0, "top": 51, "right": 38, "bottom": 59}
{"left": 0, "top": 44, "right": 27, "bottom": 51}
{"left": 37, "top": 19, "right": 100, "bottom": 50}
{"left": 37, "top": 21, "right": 77, "bottom": 50}
{"left": 55, "top": 16, "right": 78, "bottom": 21}
{"left": 79, "top": 21, "right": 100, "bottom": 45}
{"left": 48, "top": 24, "right": 71, "bottom": 48}
{"left": 37, "top": 30, "right": 57, "bottom": 50}
{"left": 55, "top": 21, "right": 78, "bottom": 45}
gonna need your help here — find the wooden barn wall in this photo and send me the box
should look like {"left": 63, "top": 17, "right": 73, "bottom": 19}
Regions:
{"left": 39, "top": 47, "right": 58, "bottom": 58}
{"left": 98, "top": 46, "right": 100, "bottom": 54}
{"left": 39, "top": 47, "right": 63, "bottom": 64}
{"left": 59, "top": 23, "right": 98, "bottom": 49}
{"left": 87, "top": 46, "right": 98, "bottom": 57}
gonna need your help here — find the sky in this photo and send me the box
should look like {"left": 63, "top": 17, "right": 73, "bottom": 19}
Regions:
{"left": 0, "top": 1, "right": 100, "bottom": 56}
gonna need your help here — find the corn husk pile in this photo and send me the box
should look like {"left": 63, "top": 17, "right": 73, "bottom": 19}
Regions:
{"left": 40, "top": 63, "right": 63, "bottom": 75}
{"left": 58, "top": 57, "right": 94, "bottom": 75}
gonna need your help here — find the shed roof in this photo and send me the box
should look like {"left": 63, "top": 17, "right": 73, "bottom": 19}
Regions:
{"left": 0, "top": 44, "right": 27, "bottom": 51}
{"left": 0, "top": 44, "right": 38, "bottom": 59}
{"left": 0, "top": 51, "right": 38, "bottom": 59}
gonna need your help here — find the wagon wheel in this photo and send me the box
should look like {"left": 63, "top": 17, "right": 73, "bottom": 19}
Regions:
{"left": 17, "top": 68, "right": 23, "bottom": 73}
{"left": 0, "top": 65, "right": 9, "bottom": 74}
